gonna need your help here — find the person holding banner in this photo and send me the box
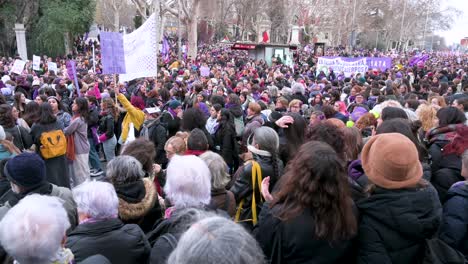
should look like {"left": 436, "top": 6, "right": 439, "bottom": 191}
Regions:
{"left": 113, "top": 85, "right": 145, "bottom": 145}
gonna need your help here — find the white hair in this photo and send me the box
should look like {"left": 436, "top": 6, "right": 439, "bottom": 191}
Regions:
{"left": 72, "top": 181, "right": 119, "bottom": 219}
{"left": 168, "top": 216, "right": 266, "bottom": 264}
{"left": 291, "top": 82, "right": 305, "bottom": 95}
{"left": 0, "top": 194, "right": 70, "bottom": 264}
{"left": 164, "top": 155, "right": 211, "bottom": 208}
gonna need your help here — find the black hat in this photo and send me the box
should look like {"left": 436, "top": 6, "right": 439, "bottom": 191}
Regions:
{"left": 4, "top": 153, "right": 46, "bottom": 189}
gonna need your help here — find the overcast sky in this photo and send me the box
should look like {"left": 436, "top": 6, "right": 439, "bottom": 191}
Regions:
{"left": 436, "top": 0, "right": 468, "bottom": 45}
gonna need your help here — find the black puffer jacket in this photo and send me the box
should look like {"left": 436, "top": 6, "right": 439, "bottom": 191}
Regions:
{"left": 356, "top": 185, "right": 442, "bottom": 264}
{"left": 66, "top": 218, "right": 151, "bottom": 264}
{"left": 230, "top": 154, "right": 284, "bottom": 230}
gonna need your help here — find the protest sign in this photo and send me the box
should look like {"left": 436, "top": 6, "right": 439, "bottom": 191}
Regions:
{"left": 100, "top": 32, "right": 126, "bottom": 74}
{"left": 11, "top": 60, "right": 26, "bottom": 75}
{"left": 47, "top": 62, "right": 58, "bottom": 74}
{"left": 32, "top": 55, "right": 41, "bottom": 71}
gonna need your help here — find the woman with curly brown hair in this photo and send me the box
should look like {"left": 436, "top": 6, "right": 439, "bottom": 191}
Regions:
{"left": 255, "top": 141, "right": 357, "bottom": 264}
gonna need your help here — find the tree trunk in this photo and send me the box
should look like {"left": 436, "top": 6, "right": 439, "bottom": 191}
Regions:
{"left": 186, "top": 0, "right": 201, "bottom": 59}
{"left": 114, "top": 11, "right": 120, "bottom": 31}
{"left": 64, "top": 32, "right": 72, "bottom": 55}
{"left": 187, "top": 17, "right": 198, "bottom": 59}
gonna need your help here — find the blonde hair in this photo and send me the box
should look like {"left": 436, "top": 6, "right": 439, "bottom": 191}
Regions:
{"left": 288, "top": 99, "right": 302, "bottom": 108}
{"left": 165, "top": 135, "right": 187, "bottom": 154}
{"left": 415, "top": 103, "right": 437, "bottom": 132}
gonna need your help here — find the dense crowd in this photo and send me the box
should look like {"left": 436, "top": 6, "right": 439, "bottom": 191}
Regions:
{"left": 0, "top": 39, "right": 467, "bottom": 264}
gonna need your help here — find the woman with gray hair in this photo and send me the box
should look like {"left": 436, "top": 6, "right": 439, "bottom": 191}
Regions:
{"left": 200, "top": 151, "right": 236, "bottom": 217}
{"left": 0, "top": 194, "right": 73, "bottom": 264}
{"left": 231, "top": 126, "right": 284, "bottom": 230}
{"left": 105, "top": 155, "right": 162, "bottom": 233}
{"left": 168, "top": 216, "right": 266, "bottom": 264}
{"left": 66, "top": 181, "right": 151, "bottom": 264}
{"left": 147, "top": 155, "right": 213, "bottom": 264}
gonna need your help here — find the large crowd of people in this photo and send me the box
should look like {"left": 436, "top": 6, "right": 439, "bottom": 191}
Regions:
{"left": 0, "top": 37, "right": 467, "bottom": 263}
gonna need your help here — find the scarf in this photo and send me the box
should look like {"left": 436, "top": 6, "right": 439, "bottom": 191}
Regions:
{"left": 426, "top": 124, "right": 461, "bottom": 144}
{"left": 185, "top": 149, "right": 206, "bottom": 156}
{"left": 168, "top": 108, "right": 177, "bottom": 118}
{"left": 427, "top": 124, "right": 468, "bottom": 156}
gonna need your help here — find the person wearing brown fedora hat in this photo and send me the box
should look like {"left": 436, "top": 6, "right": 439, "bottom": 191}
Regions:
{"left": 356, "top": 133, "right": 442, "bottom": 264}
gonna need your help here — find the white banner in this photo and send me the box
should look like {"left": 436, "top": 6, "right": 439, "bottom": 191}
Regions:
{"left": 33, "top": 55, "right": 41, "bottom": 71}
{"left": 11, "top": 60, "right": 26, "bottom": 75}
{"left": 316, "top": 57, "right": 368, "bottom": 78}
{"left": 119, "top": 13, "right": 157, "bottom": 83}
{"left": 47, "top": 62, "right": 58, "bottom": 74}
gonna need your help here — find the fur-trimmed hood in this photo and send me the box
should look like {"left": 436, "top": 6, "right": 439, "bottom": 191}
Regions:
{"left": 117, "top": 178, "right": 157, "bottom": 221}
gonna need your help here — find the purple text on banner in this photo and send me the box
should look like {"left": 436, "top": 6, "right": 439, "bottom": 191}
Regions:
{"left": 66, "top": 60, "right": 81, "bottom": 97}
{"left": 100, "top": 32, "right": 126, "bottom": 74}
{"left": 321, "top": 57, "right": 392, "bottom": 71}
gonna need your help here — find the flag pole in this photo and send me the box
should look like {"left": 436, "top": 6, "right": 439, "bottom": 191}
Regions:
{"left": 114, "top": 73, "right": 118, "bottom": 105}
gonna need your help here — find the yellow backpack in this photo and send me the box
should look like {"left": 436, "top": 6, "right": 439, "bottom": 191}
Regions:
{"left": 40, "top": 130, "right": 67, "bottom": 159}
{"left": 235, "top": 161, "right": 263, "bottom": 225}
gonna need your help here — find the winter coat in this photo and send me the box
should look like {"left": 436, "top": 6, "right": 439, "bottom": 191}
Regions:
{"left": 145, "top": 119, "right": 168, "bottom": 166}
{"left": 213, "top": 122, "right": 238, "bottom": 167}
{"left": 255, "top": 204, "right": 358, "bottom": 264}
{"left": 66, "top": 218, "right": 151, "bottom": 264}
{"left": 87, "top": 106, "right": 100, "bottom": 139}
{"left": 347, "top": 160, "right": 369, "bottom": 202}
{"left": 114, "top": 178, "right": 163, "bottom": 234}
{"left": 439, "top": 181, "right": 468, "bottom": 258}
{"left": 98, "top": 113, "right": 115, "bottom": 141}
{"left": 230, "top": 154, "right": 284, "bottom": 230}
{"left": 64, "top": 117, "right": 90, "bottom": 155}
{"left": 56, "top": 110, "right": 72, "bottom": 129}
{"left": 209, "top": 189, "right": 236, "bottom": 217}
{"left": 30, "top": 121, "right": 70, "bottom": 188}
{"left": 0, "top": 183, "right": 78, "bottom": 229}
{"left": 147, "top": 207, "right": 229, "bottom": 264}
{"left": 160, "top": 110, "right": 181, "bottom": 138}
{"left": 117, "top": 94, "right": 145, "bottom": 143}
{"left": 4, "top": 125, "right": 32, "bottom": 150}
{"left": 427, "top": 125, "right": 466, "bottom": 202}
{"left": 356, "top": 184, "right": 442, "bottom": 264}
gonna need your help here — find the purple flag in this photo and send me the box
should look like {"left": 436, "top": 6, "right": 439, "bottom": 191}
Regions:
{"left": 409, "top": 54, "right": 429, "bottom": 67}
{"left": 162, "top": 36, "right": 170, "bottom": 62}
{"left": 100, "top": 32, "right": 126, "bottom": 74}
{"left": 66, "top": 60, "right": 81, "bottom": 97}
